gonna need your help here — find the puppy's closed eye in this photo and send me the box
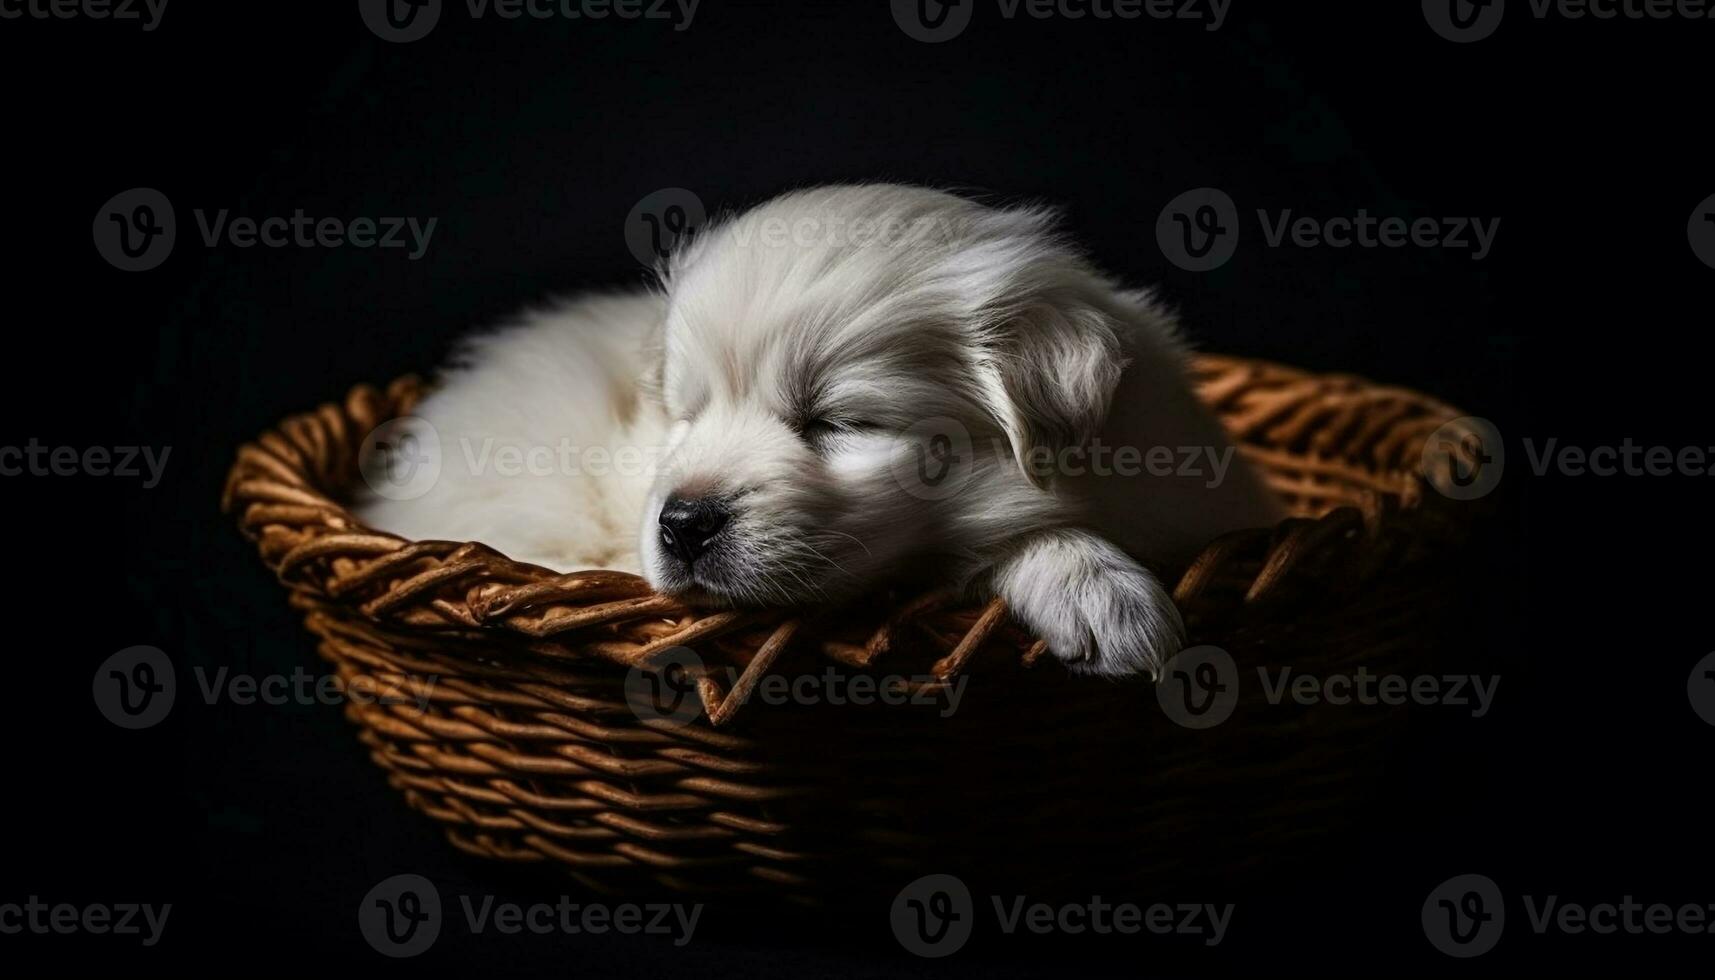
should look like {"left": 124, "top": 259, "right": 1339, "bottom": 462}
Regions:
{"left": 795, "top": 416, "right": 879, "bottom": 445}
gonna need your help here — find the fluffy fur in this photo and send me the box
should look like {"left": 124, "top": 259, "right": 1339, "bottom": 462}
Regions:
{"left": 357, "top": 185, "right": 1282, "bottom": 677}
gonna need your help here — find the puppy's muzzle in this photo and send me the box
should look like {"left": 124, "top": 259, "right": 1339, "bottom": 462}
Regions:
{"left": 657, "top": 494, "right": 731, "bottom": 566}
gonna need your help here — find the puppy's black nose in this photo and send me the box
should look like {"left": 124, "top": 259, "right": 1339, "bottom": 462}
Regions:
{"left": 658, "top": 495, "right": 731, "bottom": 565}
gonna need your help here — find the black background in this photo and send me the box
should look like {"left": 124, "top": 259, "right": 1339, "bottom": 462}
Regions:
{"left": 2, "top": 0, "right": 1710, "bottom": 975}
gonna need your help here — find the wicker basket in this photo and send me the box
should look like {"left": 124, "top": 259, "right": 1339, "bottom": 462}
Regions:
{"left": 223, "top": 355, "right": 1482, "bottom": 899}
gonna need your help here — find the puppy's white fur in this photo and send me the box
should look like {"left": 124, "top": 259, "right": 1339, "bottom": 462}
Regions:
{"left": 357, "top": 185, "right": 1281, "bottom": 677}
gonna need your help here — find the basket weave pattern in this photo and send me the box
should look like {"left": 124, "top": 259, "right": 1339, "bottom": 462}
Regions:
{"left": 223, "top": 355, "right": 1476, "bottom": 895}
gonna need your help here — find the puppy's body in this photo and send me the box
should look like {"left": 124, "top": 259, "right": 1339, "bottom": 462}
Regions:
{"left": 360, "top": 293, "right": 668, "bottom": 573}
{"left": 358, "top": 185, "right": 1281, "bottom": 676}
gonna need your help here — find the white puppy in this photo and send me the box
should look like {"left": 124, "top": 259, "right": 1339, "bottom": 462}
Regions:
{"left": 357, "top": 185, "right": 1281, "bottom": 677}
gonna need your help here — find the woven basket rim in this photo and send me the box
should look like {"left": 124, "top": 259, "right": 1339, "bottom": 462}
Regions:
{"left": 222, "top": 353, "right": 1477, "bottom": 719}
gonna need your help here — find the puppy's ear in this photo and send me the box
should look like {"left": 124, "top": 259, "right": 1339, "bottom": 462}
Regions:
{"left": 978, "top": 291, "right": 1130, "bottom": 490}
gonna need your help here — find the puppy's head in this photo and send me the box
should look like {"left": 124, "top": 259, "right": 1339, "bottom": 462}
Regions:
{"left": 639, "top": 185, "right": 1153, "bottom": 606}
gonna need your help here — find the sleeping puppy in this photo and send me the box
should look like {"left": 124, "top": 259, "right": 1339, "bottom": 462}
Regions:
{"left": 357, "top": 185, "right": 1281, "bottom": 677}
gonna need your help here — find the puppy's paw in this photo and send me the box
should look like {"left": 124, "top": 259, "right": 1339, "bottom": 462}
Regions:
{"left": 991, "top": 529, "right": 1185, "bottom": 679}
